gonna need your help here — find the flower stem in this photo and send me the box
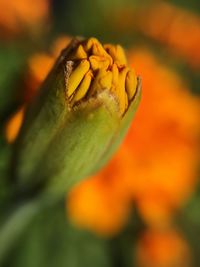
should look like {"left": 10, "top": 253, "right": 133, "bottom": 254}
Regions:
{"left": 0, "top": 195, "right": 53, "bottom": 265}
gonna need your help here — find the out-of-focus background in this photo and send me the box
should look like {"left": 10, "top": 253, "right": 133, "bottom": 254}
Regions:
{"left": 0, "top": 0, "right": 200, "bottom": 266}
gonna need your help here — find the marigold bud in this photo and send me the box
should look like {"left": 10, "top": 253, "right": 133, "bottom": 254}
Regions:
{"left": 12, "top": 37, "right": 141, "bottom": 196}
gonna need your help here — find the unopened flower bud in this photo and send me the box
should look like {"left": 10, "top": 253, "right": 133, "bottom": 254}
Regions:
{"left": 12, "top": 37, "right": 141, "bottom": 196}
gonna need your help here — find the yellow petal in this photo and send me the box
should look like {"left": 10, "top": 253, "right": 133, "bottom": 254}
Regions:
{"left": 84, "top": 37, "right": 100, "bottom": 52}
{"left": 104, "top": 44, "right": 127, "bottom": 65}
{"left": 72, "top": 71, "right": 93, "bottom": 103}
{"left": 71, "top": 45, "right": 87, "bottom": 60}
{"left": 99, "top": 71, "right": 112, "bottom": 90}
{"left": 85, "top": 38, "right": 113, "bottom": 66}
{"left": 125, "top": 70, "right": 137, "bottom": 100}
{"left": 89, "top": 55, "right": 110, "bottom": 71}
{"left": 67, "top": 60, "right": 90, "bottom": 97}
{"left": 115, "top": 67, "right": 129, "bottom": 115}
{"left": 111, "top": 63, "right": 119, "bottom": 91}
{"left": 90, "top": 69, "right": 112, "bottom": 94}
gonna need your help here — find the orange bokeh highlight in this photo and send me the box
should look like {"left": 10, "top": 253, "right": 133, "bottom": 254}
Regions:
{"left": 136, "top": 228, "right": 191, "bottom": 267}
{"left": 67, "top": 171, "right": 131, "bottom": 236}
{"left": 112, "top": 1, "right": 200, "bottom": 68}
{"left": 5, "top": 106, "right": 25, "bottom": 143}
{"left": 0, "top": 0, "right": 50, "bottom": 37}
{"left": 136, "top": 2, "right": 200, "bottom": 68}
{"left": 24, "top": 36, "right": 71, "bottom": 102}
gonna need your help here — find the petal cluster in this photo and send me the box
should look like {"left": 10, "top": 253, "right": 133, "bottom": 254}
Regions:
{"left": 65, "top": 38, "right": 137, "bottom": 115}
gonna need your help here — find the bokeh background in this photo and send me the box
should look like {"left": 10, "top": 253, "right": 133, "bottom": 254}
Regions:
{"left": 0, "top": 0, "right": 200, "bottom": 266}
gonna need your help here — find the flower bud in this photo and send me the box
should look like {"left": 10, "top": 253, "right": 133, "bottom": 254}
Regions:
{"left": 12, "top": 37, "right": 141, "bottom": 196}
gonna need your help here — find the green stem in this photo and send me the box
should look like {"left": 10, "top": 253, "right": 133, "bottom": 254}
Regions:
{"left": 0, "top": 195, "right": 52, "bottom": 265}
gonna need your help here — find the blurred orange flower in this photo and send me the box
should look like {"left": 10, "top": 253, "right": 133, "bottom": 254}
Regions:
{"left": 135, "top": 1, "right": 200, "bottom": 68}
{"left": 67, "top": 171, "right": 131, "bottom": 235}
{"left": 125, "top": 49, "right": 200, "bottom": 227}
{"left": 67, "top": 147, "right": 133, "bottom": 235}
{"left": 67, "top": 48, "right": 200, "bottom": 234}
{"left": 136, "top": 228, "right": 191, "bottom": 267}
{"left": 112, "top": 1, "right": 200, "bottom": 68}
{"left": 0, "top": 0, "right": 50, "bottom": 37}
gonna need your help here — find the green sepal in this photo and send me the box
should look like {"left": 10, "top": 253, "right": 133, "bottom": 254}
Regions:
{"left": 12, "top": 58, "right": 69, "bottom": 193}
{"left": 90, "top": 78, "right": 141, "bottom": 174}
{"left": 36, "top": 90, "right": 120, "bottom": 196}
{"left": 13, "top": 85, "right": 121, "bottom": 196}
